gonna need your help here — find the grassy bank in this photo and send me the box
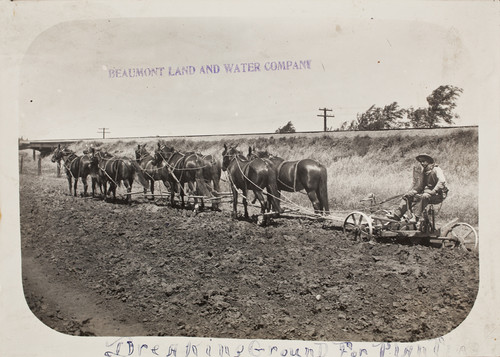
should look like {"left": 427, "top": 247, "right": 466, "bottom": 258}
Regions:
{"left": 27, "top": 129, "right": 478, "bottom": 226}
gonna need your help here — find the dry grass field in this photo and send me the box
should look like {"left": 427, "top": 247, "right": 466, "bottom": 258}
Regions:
{"left": 41, "top": 127, "right": 476, "bottom": 227}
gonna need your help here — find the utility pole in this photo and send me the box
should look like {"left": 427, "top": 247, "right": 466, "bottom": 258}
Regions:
{"left": 317, "top": 108, "right": 334, "bottom": 132}
{"left": 97, "top": 128, "right": 110, "bottom": 139}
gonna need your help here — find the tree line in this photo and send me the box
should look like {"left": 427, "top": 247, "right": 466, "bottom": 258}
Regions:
{"left": 275, "top": 85, "right": 464, "bottom": 133}
{"left": 339, "top": 85, "right": 464, "bottom": 131}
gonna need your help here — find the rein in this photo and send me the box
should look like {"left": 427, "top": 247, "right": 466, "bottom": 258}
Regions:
{"left": 136, "top": 151, "right": 162, "bottom": 179}
{"left": 156, "top": 149, "right": 208, "bottom": 197}
{"left": 226, "top": 152, "right": 283, "bottom": 210}
{"left": 93, "top": 153, "right": 122, "bottom": 188}
{"left": 225, "top": 154, "right": 253, "bottom": 202}
{"left": 61, "top": 152, "right": 81, "bottom": 180}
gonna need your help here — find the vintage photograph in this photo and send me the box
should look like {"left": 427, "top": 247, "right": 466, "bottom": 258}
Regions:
{"left": 17, "top": 17, "right": 481, "bottom": 342}
{"left": 4, "top": 3, "right": 498, "bottom": 356}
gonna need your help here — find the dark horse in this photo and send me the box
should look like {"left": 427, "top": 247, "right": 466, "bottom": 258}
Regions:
{"left": 51, "top": 144, "right": 96, "bottom": 197}
{"left": 199, "top": 153, "right": 222, "bottom": 195}
{"left": 152, "top": 143, "right": 213, "bottom": 208}
{"left": 247, "top": 146, "right": 330, "bottom": 215}
{"left": 88, "top": 147, "right": 149, "bottom": 203}
{"left": 196, "top": 152, "right": 222, "bottom": 209}
{"left": 222, "top": 144, "right": 282, "bottom": 223}
{"left": 135, "top": 144, "right": 170, "bottom": 199}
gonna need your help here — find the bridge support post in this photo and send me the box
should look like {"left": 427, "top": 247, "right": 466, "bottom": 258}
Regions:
{"left": 37, "top": 156, "right": 42, "bottom": 176}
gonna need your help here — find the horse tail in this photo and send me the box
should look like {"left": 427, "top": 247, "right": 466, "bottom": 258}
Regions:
{"left": 195, "top": 157, "right": 213, "bottom": 198}
{"left": 212, "top": 159, "right": 222, "bottom": 193}
{"left": 318, "top": 165, "right": 330, "bottom": 214}
{"left": 130, "top": 160, "right": 150, "bottom": 189}
{"left": 81, "top": 156, "right": 91, "bottom": 177}
{"left": 267, "top": 168, "right": 282, "bottom": 214}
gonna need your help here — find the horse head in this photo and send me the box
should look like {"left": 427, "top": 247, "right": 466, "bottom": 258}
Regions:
{"left": 152, "top": 144, "right": 174, "bottom": 166}
{"left": 247, "top": 146, "right": 271, "bottom": 160}
{"left": 88, "top": 147, "right": 111, "bottom": 167}
{"left": 134, "top": 144, "right": 142, "bottom": 162}
{"left": 135, "top": 144, "right": 149, "bottom": 163}
{"left": 222, "top": 144, "right": 243, "bottom": 171}
{"left": 88, "top": 147, "right": 99, "bottom": 168}
{"left": 51, "top": 144, "right": 74, "bottom": 163}
{"left": 51, "top": 144, "right": 62, "bottom": 163}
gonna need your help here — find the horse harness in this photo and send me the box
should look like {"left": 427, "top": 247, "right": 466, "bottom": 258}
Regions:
{"left": 276, "top": 160, "right": 301, "bottom": 192}
{"left": 61, "top": 152, "right": 83, "bottom": 180}
{"left": 96, "top": 154, "right": 126, "bottom": 188}
{"left": 136, "top": 151, "right": 160, "bottom": 181}
{"left": 224, "top": 154, "right": 254, "bottom": 202}
{"left": 227, "top": 153, "right": 263, "bottom": 193}
{"left": 155, "top": 149, "right": 211, "bottom": 198}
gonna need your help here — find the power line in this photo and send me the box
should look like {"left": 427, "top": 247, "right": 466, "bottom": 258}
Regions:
{"left": 97, "top": 128, "right": 110, "bottom": 139}
{"left": 317, "top": 108, "right": 335, "bottom": 131}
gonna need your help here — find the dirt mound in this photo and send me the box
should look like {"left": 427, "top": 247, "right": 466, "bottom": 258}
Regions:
{"left": 20, "top": 174, "right": 479, "bottom": 342}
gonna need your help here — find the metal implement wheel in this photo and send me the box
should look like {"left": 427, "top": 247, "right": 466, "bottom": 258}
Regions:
{"left": 444, "top": 222, "right": 478, "bottom": 251}
{"left": 343, "top": 211, "right": 373, "bottom": 240}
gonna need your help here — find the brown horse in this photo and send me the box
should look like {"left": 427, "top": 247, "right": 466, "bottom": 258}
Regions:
{"left": 199, "top": 153, "right": 222, "bottom": 195}
{"left": 222, "top": 144, "right": 281, "bottom": 223}
{"left": 152, "top": 143, "right": 212, "bottom": 208}
{"left": 195, "top": 153, "right": 222, "bottom": 209}
{"left": 88, "top": 148, "right": 149, "bottom": 203}
{"left": 248, "top": 147, "right": 330, "bottom": 215}
{"left": 51, "top": 144, "right": 95, "bottom": 197}
{"left": 135, "top": 144, "right": 170, "bottom": 199}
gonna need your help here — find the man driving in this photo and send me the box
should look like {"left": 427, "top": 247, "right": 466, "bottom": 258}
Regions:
{"left": 387, "top": 154, "right": 448, "bottom": 227}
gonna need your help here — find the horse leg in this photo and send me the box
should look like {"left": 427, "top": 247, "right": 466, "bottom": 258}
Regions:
{"left": 124, "top": 180, "right": 132, "bottom": 204}
{"left": 91, "top": 177, "right": 96, "bottom": 197}
{"left": 180, "top": 184, "right": 186, "bottom": 208}
{"left": 187, "top": 181, "right": 195, "bottom": 206}
{"left": 231, "top": 187, "right": 238, "bottom": 219}
{"left": 212, "top": 178, "right": 220, "bottom": 210}
{"left": 82, "top": 176, "right": 88, "bottom": 197}
{"left": 170, "top": 182, "right": 176, "bottom": 207}
{"left": 67, "top": 176, "right": 72, "bottom": 195}
{"left": 102, "top": 181, "right": 108, "bottom": 201}
{"left": 190, "top": 181, "right": 200, "bottom": 210}
{"left": 253, "top": 190, "right": 268, "bottom": 225}
{"left": 73, "top": 178, "right": 78, "bottom": 197}
{"left": 149, "top": 179, "right": 155, "bottom": 200}
{"left": 307, "top": 190, "right": 322, "bottom": 214}
{"left": 316, "top": 170, "right": 330, "bottom": 215}
{"left": 109, "top": 182, "right": 116, "bottom": 202}
{"left": 316, "top": 187, "right": 328, "bottom": 215}
{"left": 190, "top": 180, "right": 204, "bottom": 210}
{"left": 242, "top": 188, "right": 249, "bottom": 219}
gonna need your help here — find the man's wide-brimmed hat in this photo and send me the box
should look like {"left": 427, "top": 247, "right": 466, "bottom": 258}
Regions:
{"left": 416, "top": 153, "right": 434, "bottom": 163}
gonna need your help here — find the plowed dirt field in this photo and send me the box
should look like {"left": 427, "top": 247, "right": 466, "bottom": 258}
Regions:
{"left": 20, "top": 173, "right": 479, "bottom": 342}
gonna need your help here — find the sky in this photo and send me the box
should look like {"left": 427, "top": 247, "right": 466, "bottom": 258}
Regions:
{"left": 18, "top": 15, "right": 495, "bottom": 140}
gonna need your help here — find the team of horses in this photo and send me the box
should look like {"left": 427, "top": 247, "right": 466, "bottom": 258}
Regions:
{"left": 51, "top": 142, "right": 330, "bottom": 223}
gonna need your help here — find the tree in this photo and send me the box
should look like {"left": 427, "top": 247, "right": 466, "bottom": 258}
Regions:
{"left": 406, "top": 107, "right": 430, "bottom": 128}
{"left": 275, "top": 121, "right": 296, "bottom": 133}
{"left": 341, "top": 102, "right": 406, "bottom": 131}
{"left": 405, "top": 85, "right": 464, "bottom": 128}
{"left": 340, "top": 85, "right": 463, "bottom": 130}
{"left": 421, "top": 85, "right": 463, "bottom": 127}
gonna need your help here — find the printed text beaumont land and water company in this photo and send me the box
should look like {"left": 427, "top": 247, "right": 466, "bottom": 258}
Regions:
{"left": 107, "top": 60, "right": 312, "bottom": 79}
